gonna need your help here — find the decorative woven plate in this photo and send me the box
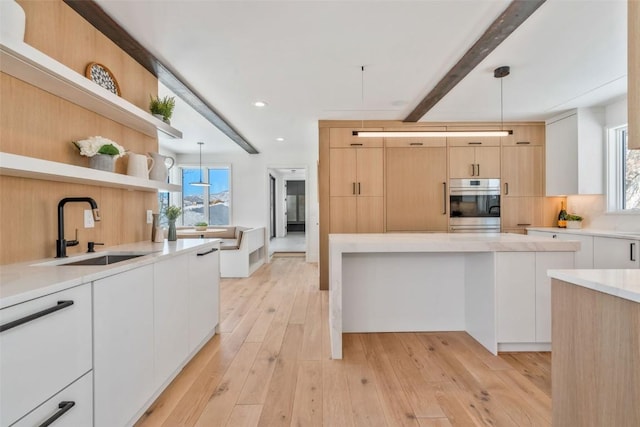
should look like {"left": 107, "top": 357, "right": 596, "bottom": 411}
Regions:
{"left": 85, "top": 62, "right": 120, "bottom": 96}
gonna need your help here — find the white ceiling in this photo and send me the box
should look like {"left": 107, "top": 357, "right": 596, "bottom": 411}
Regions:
{"left": 95, "top": 0, "right": 627, "bottom": 155}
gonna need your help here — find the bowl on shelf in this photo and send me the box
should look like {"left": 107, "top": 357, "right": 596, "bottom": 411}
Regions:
{"left": 194, "top": 224, "right": 208, "bottom": 231}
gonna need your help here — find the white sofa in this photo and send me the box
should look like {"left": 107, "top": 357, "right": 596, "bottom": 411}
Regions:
{"left": 178, "top": 226, "right": 266, "bottom": 278}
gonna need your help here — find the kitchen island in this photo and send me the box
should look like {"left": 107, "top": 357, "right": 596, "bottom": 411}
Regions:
{"left": 549, "top": 269, "right": 640, "bottom": 427}
{"left": 329, "top": 233, "right": 578, "bottom": 359}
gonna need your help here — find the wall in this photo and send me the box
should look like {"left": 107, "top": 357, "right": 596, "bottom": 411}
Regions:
{"left": 567, "top": 96, "right": 640, "bottom": 231}
{"left": 0, "top": 1, "right": 159, "bottom": 264}
{"left": 175, "top": 144, "right": 319, "bottom": 263}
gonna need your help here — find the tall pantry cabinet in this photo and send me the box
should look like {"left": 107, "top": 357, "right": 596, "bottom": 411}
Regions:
{"left": 328, "top": 128, "right": 384, "bottom": 233}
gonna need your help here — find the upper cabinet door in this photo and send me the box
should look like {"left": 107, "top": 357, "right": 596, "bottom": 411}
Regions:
{"left": 329, "top": 148, "right": 357, "bottom": 196}
{"left": 502, "top": 146, "right": 543, "bottom": 196}
{"left": 329, "top": 128, "right": 383, "bottom": 148}
{"left": 475, "top": 146, "right": 501, "bottom": 178}
{"left": 449, "top": 147, "right": 476, "bottom": 178}
{"left": 502, "top": 125, "right": 544, "bottom": 146}
{"left": 356, "top": 148, "right": 384, "bottom": 197}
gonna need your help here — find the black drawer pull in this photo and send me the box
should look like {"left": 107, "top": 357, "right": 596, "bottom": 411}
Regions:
{"left": 516, "top": 141, "right": 531, "bottom": 145}
{"left": 0, "top": 300, "right": 74, "bottom": 333}
{"left": 39, "top": 401, "right": 75, "bottom": 427}
{"left": 409, "top": 142, "right": 423, "bottom": 146}
{"left": 468, "top": 142, "right": 482, "bottom": 145}
{"left": 517, "top": 223, "right": 532, "bottom": 226}
{"left": 197, "top": 248, "right": 218, "bottom": 256}
{"left": 349, "top": 143, "right": 363, "bottom": 146}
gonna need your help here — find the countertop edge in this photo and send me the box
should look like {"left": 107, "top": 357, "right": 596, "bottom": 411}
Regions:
{"left": 0, "top": 239, "right": 220, "bottom": 309}
{"left": 548, "top": 269, "right": 640, "bottom": 303}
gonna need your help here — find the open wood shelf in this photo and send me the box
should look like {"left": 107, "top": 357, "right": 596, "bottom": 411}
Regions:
{"left": 0, "top": 152, "right": 181, "bottom": 192}
{"left": 0, "top": 40, "right": 182, "bottom": 139}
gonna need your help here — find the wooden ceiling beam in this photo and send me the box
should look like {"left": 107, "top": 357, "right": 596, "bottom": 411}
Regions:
{"left": 63, "top": 0, "right": 259, "bottom": 154}
{"left": 404, "top": 0, "right": 547, "bottom": 122}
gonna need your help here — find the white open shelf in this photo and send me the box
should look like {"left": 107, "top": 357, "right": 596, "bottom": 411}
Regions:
{"left": 0, "top": 39, "right": 182, "bottom": 140}
{"left": 0, "top": 152, "right": 181, "bottom": 193}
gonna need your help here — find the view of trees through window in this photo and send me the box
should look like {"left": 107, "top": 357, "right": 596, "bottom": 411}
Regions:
{"left": 622, "top": 129, "right": 640, "bottom": 209}
{"left": 182, "top": 168, "right": 230, "bottom": 225}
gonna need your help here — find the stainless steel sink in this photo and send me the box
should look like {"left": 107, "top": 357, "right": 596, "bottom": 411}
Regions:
{"left": 32, "top": 251, "right": 156, "bottom": 267}
{"left": 61, "top": 254, "right": 145, "bottom": 266}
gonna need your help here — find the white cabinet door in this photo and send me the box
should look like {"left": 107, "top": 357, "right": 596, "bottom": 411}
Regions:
{"left": 0, "top": 284, "right": 91, "bottom": 427}
{"left": 154, "top": 254, "right": 189, "bottom": 388}
{"left": 557, "top": 233, "right": 593, "bottom": 268}
{"left": 593, "top": 236, "right": 640, "bottom": 268}
{"left": 94, "top": 265, "right": 155, "bottom": 427}
{"left": 535, "top": 252, "right": 575, "bottom": 343}
{"left": 527, "top": 230, "right": 594, "bottom": 268}
{"left": 496, "top": 252, "right": 536, "bottom": 343}
{"left": 188, "top": 244, "right": 220, "bottom": 353}
{"left": 13, "top": 372, "right": 93, "bottom": 427}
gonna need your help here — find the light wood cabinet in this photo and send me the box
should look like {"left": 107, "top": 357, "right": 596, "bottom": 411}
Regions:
{"left": 502, "top": 145, "right": 543, "bottom": 197}
{"left": 386, "top": 145, "right": 447, "bottom": 231}
{"left": 449, "top": 146, "right": 500, "bottom": 178}
{"left": 329, "top": 128, "right": 383, "bottom": 148}
{"left": 501, "top": 197, "right": 543, "bottom": 233}
{"left": 329, "top": 145, "right": 384, "bottom": 233}
{"left": 501, "top": 125, "right": 544, "bottom": 146}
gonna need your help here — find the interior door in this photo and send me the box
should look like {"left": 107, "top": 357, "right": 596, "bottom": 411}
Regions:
{"left": 286, "top": 180, "right": 305, "bottom": 232}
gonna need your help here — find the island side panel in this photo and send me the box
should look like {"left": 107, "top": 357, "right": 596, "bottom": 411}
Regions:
{"left": 552, "top": 279, "right": 640, "bottom": 427}
{"left": 464, "top": 253, "right": 497, "bottom": 355}
{"left": 341, "top": 252, "right": 466, "bottom": 333}
{"left": 328, "top": 239, "right": 343, "bottom": 359}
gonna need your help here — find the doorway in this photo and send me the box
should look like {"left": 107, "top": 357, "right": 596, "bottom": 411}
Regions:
{"left": 266, "top": 167, "right": 307, "bottom": 257}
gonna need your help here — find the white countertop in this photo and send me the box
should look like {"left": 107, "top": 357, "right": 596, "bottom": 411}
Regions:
{"left": 329, "top": 232, "right": 580, "bottom": 253}
{"left": 548, "top": 269, "right": 640, "bottom": 303}
{"left": 528, "top": 227, "right": 640, "bottom": 240}
{"left": 0, "top": 239, "right": 220, "bottom": 309}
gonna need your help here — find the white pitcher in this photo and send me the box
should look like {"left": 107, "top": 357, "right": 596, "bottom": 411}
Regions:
{"left": 149, "top": 152, "right": 175, "bottom": 182}
{"left": 127, "top": 152, "right": 154, "bottom": 179}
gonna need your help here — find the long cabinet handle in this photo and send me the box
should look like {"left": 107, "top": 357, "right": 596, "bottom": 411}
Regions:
{"left": 197, "top": 248, "right": 218, "bottom": 256}
{"left": 39, "top": 401, "right": 75, "bottom": 427}
{"left": 352, "top": 182, "right": 356, "bottom": 195}
{"left": 442, "top": 182, "right": 447, "bottom": 215}
{"left": 631, "top": 243, "right": 637, "bottom": 262}
{"left": 470, "top": 164, "right": 475, "bottom": 176}
{"left": 357, "top": 182, "right": 361, "bottom": 195}
{"left": 477, "top": 164, "right": 480, "bottom": 176}
{"left": 0, "top": 300, "right": 74, "bottom": 333}
{"left": 505, "top": 182, "right": 509, "bottom": 195}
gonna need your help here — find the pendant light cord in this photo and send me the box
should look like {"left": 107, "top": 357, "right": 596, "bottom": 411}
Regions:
{"left": 361, "top": 65, "right": 365, "bottom": 129}
{"left": 500, "top": 77, "right": 504, "bottom": 131}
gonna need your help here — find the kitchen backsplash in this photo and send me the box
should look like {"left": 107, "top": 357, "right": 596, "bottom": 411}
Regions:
{"left": 568, "top": 195, "right": 640, "bottom": 231}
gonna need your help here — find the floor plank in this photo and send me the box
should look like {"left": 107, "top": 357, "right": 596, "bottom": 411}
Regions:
{"left": 136, "top": 258, "right": 552, "bottom": 427}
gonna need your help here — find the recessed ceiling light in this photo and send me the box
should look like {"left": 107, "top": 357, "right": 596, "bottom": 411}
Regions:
{"left": 253, "top": 101, "right": 267, "bottom": 107}
{"left": 276, "top": 137, "right": 285, "bottom": 142}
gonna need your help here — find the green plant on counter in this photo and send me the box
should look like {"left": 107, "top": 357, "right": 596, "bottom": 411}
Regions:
{"left": 566, "top": 214, "right": 583, "bottom": 221}
{"left": 195, "top": 222, "right": 208, "bottom": 227}
{"left": 164, "top": 205, "right": 182, "bottom": 221}
{"left": 149, "top": 95, "right": 176, "bottom": 122}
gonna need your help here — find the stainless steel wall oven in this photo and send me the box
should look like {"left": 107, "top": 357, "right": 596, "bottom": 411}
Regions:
{"left": 449, "top": 178, "right": 500, "bottom": 233}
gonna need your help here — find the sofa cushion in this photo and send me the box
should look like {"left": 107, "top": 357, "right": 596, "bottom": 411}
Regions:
{"left": 220, "top": 230, "right": 243, "bottom": 250}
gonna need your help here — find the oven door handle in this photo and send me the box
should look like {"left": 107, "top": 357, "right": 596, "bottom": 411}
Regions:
{"left": 449, "top": 190, "right": 501, "bottom": 196}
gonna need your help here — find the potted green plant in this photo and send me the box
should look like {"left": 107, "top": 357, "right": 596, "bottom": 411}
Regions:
{"left": 73, "top": 136, "right": 126, "bottom": 172}
{"left": 565, "top": 214, "right": 583, "bottom": 229}
{"left": 194, "top": 221, "right": 208, "bottom": 231}
{"left": 164, "top": 205, "right": 182, "bottom": 241}
{"left": 149, "top": 95, "right": 176, "bottom": 124}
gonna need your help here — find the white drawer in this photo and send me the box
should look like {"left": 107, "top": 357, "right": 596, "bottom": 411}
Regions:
{"left": 12, "top": 371, "right": 93, "bottom": 427}
{"left": 0, "top": 284, "right": 92, "bottom": 426}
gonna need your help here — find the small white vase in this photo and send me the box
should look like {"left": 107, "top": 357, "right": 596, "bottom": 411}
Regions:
{"left": 89, "top": 154, "right": 116, "bottom": 172}
{"left": 0, "top": 0, "right": 26, "bottom": 43}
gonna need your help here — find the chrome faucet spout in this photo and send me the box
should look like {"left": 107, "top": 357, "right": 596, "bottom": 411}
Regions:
{"left": 56, "top": 197, "right": 101, "bottom": 258}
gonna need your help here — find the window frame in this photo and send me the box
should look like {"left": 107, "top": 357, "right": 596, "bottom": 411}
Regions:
{"left": 606, "top": 125, "right": 640, "bottom": 213}
{"left": 170, "top": 163, "right": 232, "bottom": 226}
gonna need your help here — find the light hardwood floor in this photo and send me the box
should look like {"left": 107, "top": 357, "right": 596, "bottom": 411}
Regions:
{"left": 135, "top": 258, "right": 551, "bottom": 427}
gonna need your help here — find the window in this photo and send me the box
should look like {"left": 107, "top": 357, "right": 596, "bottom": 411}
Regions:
{"left": 181, "top": 167, "right": 231, "bottom": 225}
{"left": 608, "top": 126, "right": 640, "bottom": 211}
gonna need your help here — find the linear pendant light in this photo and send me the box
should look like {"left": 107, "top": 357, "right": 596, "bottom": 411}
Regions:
{"left": 353, "top": 65, "right": 512, "bottom": 138}
{"left": 191, "top": 141, "right": 210, "bottom": 187}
